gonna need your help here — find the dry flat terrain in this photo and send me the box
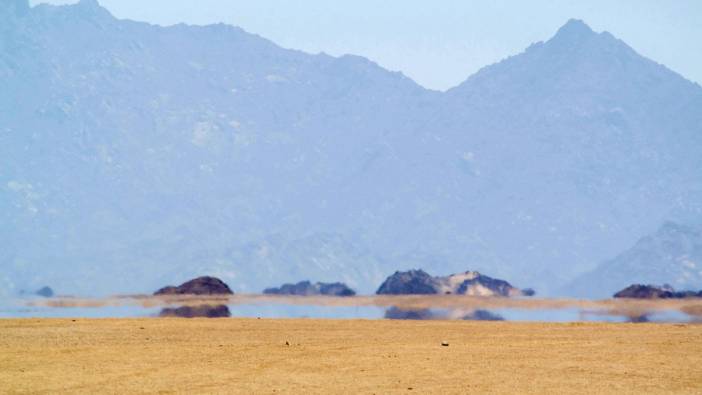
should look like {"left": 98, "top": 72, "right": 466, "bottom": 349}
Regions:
{"left": 1, "top": 319, "right": 701, "bottom": 394}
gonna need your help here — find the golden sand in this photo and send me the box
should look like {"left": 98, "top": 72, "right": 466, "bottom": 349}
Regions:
{"left": 1, "top": 318, "right": 701, "bottom": 394}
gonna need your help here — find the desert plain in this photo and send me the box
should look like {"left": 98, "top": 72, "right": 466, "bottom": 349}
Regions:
{"left": 1, "top": 318, "right": 701, "bottom": 394}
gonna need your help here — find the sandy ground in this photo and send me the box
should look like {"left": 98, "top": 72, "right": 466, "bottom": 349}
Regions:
{"left": 1, "top": 319, "right": 701, "bottom": 394}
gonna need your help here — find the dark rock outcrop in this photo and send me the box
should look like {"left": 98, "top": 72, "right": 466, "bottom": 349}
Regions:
{"left": 376, "top": 269, "right": 525, "bottom": 297}
{"left": 264, "top": 281, "right": 316, "bottom": 296}
{"left": 452, "top": 272, "right": 519, "bottom": 297}
{"left": 674, "top": 290, "right": 702, "bottom": 298}
{"left": 154, "top": 276, "right": 234, "bottom": 296}
{"left": 318, "top": 282, "right": 356, "bottom": 297}
{"left": 614, "top": 284, "right": 673, "bottom": 298}
{"left": 35, "top": 286, "right": 54, "bottom": 298}
{"left": 263, "top": 281, "right": 355, "bottom": 297}
{"left": 613, "top": 284, "right": 702, "bottom": 299}
{"left": 19, "top": 286, "right": 55, "bottom": 298}
{"left": 376, "top": 270, "right": 440, "bottom": 295}
{"left": 159, "top": 304, "right": 231, "bottom": 318}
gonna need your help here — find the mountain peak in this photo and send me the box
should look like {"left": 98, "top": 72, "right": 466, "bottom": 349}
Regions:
{"left": 71, "top": 0, "right": 112, "bottom": 19}
{"left": 552, "top": 19, "right": 596, "bottom": 42}
{"left": 76, "top": 0, "right": 103, "bottom": 12}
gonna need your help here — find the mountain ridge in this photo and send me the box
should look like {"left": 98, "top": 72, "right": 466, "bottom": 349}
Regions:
{"left": 567, "top": 222, "right": 702, "bottom": 298}
{"left": 2, "top": 1, "right": 701, "bottom": 297}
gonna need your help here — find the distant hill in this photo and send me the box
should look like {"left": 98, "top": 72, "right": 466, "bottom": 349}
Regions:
{"left": 2, "top": 1, "right": 702, "bottom": 296}
{"left": 566, "top": 222, "right": 702, "bottom": 298}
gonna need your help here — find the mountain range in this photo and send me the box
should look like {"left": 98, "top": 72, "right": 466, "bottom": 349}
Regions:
{"left": 2, "top": 0, "right": 701, "bottom": 297}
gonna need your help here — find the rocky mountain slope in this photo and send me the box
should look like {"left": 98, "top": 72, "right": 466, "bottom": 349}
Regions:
{"left": 2, "top": 1, "right": 701, "bottom": 296}
{"left": 567, "top": 222, "right": 702, "bottom": 298}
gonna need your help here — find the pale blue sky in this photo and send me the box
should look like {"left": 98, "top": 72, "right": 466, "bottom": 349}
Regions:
{"left": 32, "top": 0, "right": 702, "bottom": 90}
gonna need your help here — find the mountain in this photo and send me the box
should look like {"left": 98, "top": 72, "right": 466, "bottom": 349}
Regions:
{"left": 411, "top": 18, "right": 702, "bottom": 291}
{"left": 566, "top": 222, "right": 702, "bottom": 298}
{"left": 2, "top": 2, "right": 701, "bottom": 297}
{"left": 1, "top": 0, "right": 431, "bottom": 295}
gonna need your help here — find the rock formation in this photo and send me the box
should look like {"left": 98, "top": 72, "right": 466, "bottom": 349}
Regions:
{"left": 19, "top": 286, "right": 54, "bottom": 298}
{"left": 442, "top": 271, "right": 522, "bottom": 297}
{"left": 35, "top": 286, "right": 54, "bottom": 298}
{"left": 613, "top": 284, "right": 702, "bottom": 299}
{"left": 154, "top": 276, "right": 234, "bottom": 296}
{"left": 376, "top": 269, "right": 526, "bottom": 297}
{"left": 263, "top": 281, "right": 356, "bottom": 296}
{"left": 376, "top": 270, "right": 440, "bottom": 295}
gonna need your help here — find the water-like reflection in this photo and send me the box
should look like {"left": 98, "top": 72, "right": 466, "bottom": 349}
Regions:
{"left": 464, "top": 309, "right": 504, "bottom": 321}
{"left": 0, "top": 303, "right": 162, "bottom": 318}
{"left": 576, "top": 309, "right": 692, "bottom": 324}
{"left": 5, "top": 295, "right": 702, "bottom": 322}
{"left": 384, "top": 307, "right": 434, "bottom": 320}
{"left": 384, "top": 307, "right": 504, "bottom": 321}
{"left": 159, "top": 304, "right": 231, "bottom": 318}
{"left": 628, "top": 315, "right": 650, "bottom": 323}
{"left": 228, "top": 304, "right": 385, "bottom": 319}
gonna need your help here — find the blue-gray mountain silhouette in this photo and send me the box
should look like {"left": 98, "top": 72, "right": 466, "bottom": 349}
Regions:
{"left": 567, "top": 222, "right": 702, "bottom": 298}
{"left": 2, "top": 2, "right": 701, "bottom": 297}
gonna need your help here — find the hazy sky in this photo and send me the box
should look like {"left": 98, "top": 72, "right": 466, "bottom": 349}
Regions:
{"left": 32, "top": 0, "right": 702, "bottom": 91}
